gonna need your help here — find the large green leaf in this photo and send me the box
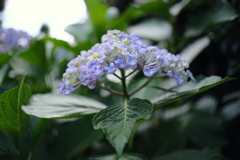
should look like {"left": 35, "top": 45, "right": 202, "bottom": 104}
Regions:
{"left": 19, "top": 39, "right": 47, "bottom": 72}
{"left": 93, "top": 98, "right": 152, "bottom": 156}
{"left": 138, "top": 1, "right": 171, "bottom": 19}
{"left": 29, "top": 117, "right": 50, "bottom": 152}
{"left": 152, "top": 146, "right": 228, "bottom": 160}
{"left": 50, "top": 115, "right": 104, "bottom": 160}
{"left": 0, "top": 64, "right": 9, "bottom": 85}
{"left": 221, "top": 98, "right": 240, "bottom": 121}
{"left": 151, "top": 76, "right": 234, "bottom": 108}
{"left": 0, "top": 53, "right": 11, "bottom": 68}
{"left": 43, "top": 37, "right": 79, "bottom": 53}
{"left": 64, "top": 21, "right": 95, "bottom": 43}
{"left": 0, "top": 80, "right": 32, "bottom": 149}
{"left": 10, "top": 57, "right": 45, "bottom": 77}
{"left": 84, "top": 0, "right": 108, "bottom": 40}
{"left": 170, "top": 0, "right": 191, "bottom": 16}
{"left": 81, "top": 153, "right": 147, "bottom": 160}
{"left": 184, "top": 3, "right": 238, "bottom": 37}
{"left": 22, "top": 94, "right": 107, "bottom": 119}
{"left": 111, "top": 1, "right": 171, "bottom": 30}
{"left": 128, "top": 18, "right": 172, "bottom": 41}
{"left": 0, "top": 131, "right": 18, "bottom": 155}
{"left": 180, "top": 36, "right": 210, "bottom": 63}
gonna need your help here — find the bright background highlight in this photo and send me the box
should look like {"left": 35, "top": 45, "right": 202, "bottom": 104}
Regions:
{"left": 2, "top": 0, "right": 87, "bottom": 42}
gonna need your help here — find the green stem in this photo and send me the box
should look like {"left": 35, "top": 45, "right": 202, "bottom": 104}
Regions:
{"left": 125, "top": 70, "right": 137, "bottom": 78}
{"left": 98, "top": 84, "right": 124, "bottom": 96}
{"left": 113, "top": 73, "right": 122, "bottom": 80}
{"left": 120, "top": 69, "right": 129, "bottom": 100}
{"left": 129, "top": 77, "right": 153, "bottom": 96}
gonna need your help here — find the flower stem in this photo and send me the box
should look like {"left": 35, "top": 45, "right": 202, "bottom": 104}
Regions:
{"left": 125, "top": 70, "right": 137, "bottom": 78}
{"left": 113, "top": 73, "right": 122, "bottom": 80}
{"left": 120, "top": 69, "right": 129, "bottom": 100}
{"left": 98, "top": 84, "right": 124, "bottom": 96}
{"left": 129, "top": 77, "right": 153, "bottom": 96}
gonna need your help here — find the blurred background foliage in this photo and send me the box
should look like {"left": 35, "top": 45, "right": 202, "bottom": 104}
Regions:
{"left": 0, "top": 0, "right": 240, "bottom": 159}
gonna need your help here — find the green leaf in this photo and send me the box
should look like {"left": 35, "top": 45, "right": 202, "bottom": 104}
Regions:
{"left": 10, "top": 57, "right": 45, "bottom": 77}
{"left": 64, "top": 21, "right": 95, "bottom": 43}
{"left": 170, "top": 0, "right": 191, "bottom": 16}
{"left": 111, "top": 1, "right": 171, "bottom": 31}
{"left": 50, "top": 115, "right": 104, "bottom": 160}
{"left": 29, "top": 117, "right": 50, "bottom": 152}
{"left": 19, "top": 39, "right": 47, "bottom": 72}
{"left": 81, "top": 153, "right": 147, "bottom": 160}
{"left": 22, "top": 94, "right": 107, "bottom": 119}
{"left": 0, "top": 131, "right": 18, "bottom": 155}
{"left": 151, "top": 76, "right": 234, "bottom": 108}
{"left": 221, "top": 99, "right": 240, "bottom": 121}
{"left": 152, "top": 146, "right": 228, "bottom": 160}
{"left": 184, "top": 3, "right": 238, "bottom": 37}
{"left": 93, "top": 98, "right": 152, "bottom": 156}
{"left": 128, "top": 18, "right": 172, "bottom": 41}
{"left": 138, "top": 1, "right": 171, "bottom": 19}
{"left": 43, "top": 37, "right": 79, "bottom": 53}
{"left": 84, "top": 0, "right": 108, "bottom": 40}
{"left": 180, "top": 36, "right": 210, "bottom": 63}
{"left": 0, "top": 53, "right": 11, "bottom": 68}
{"left": 0, "top": 79, "right": 32, "bottom": 149}
{"left": 0, "top": 64, "right": 9, "bottom": 85}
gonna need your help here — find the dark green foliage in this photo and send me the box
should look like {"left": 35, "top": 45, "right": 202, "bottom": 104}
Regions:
{"left": 0, "top": 53, "right": 11, "bottom": 68}
{"left": 0, "top": 0, "right": 239, "bottom": 159}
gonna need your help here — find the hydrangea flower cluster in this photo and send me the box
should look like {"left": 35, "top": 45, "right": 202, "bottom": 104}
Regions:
{"left": 0, "top": 27, "right": 32, "bottom": 53}
{"left": 58, "top": 30, "right": 195, "bottom": 95}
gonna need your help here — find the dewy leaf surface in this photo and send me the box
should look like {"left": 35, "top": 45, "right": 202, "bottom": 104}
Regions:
{"left": 22, "top": 94, "right": 107, "bottom": 119}
{"left": 93, "top": 98, "right": 152, "bottom": 156}
{"left": 0, "top": 80, "right": 31, "bottom": 148}
{"left": 151, "top": 76, "right": 234, "bottom": 108}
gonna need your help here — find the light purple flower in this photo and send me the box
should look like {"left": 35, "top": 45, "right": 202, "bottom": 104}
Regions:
{"left": 0, "top": 27, "right": 32, "bottom": 53}
{"left": 58, "top": 30, "right": 195, "bottom": 95}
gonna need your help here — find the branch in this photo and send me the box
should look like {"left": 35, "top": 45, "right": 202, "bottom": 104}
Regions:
{"left": 120, "top": 69, "right": 129, "bottom": 100}
{"left": 98, "top": 84, "right": 123, "bottom": 96}
{"left": 113, "top": 73, "right": 122, "bottom": 80}
{"left": 129, "top": 77, "right": 153, "bottom": 96}
{"left": 125, "top": 70, "right": 137, "bottom": 78}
